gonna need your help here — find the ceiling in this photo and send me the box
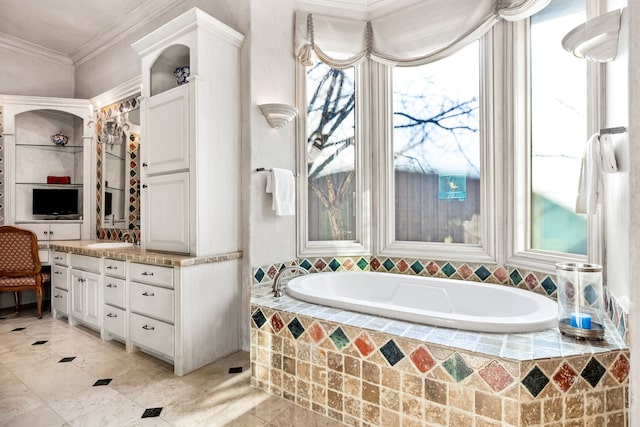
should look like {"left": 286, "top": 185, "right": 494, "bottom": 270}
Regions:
{"left": 0, "top": 0, "right": 405, "bottom": 66}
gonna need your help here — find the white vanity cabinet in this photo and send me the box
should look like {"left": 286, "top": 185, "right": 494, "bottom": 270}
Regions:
{"left": 69, "top": 254, "right": 101, "bottom": 329}
{"left": 128, "top": 263, "right": 175, "bottom": 359}
{"left": 51, "top": 250, "right": 70, "bottom": 319}
{"left": 102, "top": 259, "right": 126, "bottom": 340}
{"left": 133, "top": 8, "right": 244, "bottom": 256}
{"left": 49, "top": 243, "right": 242, "bottom": 376}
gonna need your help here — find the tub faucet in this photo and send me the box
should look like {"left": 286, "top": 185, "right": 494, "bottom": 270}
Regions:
{"left": 272, "top": 265, "right": 309, "bottom": 297}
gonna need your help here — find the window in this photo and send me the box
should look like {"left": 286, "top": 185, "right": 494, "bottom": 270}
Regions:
{"left": 305, "top": 61, "right": 356, "bottom": 241}
{"left": 392, "top": 42, "right": 480, "bottom": 245}
{"left": 298, "top": 60, "right": 370, "bottom": 256}
{"left": 530, "top": 0, "right": 587, "bottom": 255}
{"left": 297, "top": 1, "right": 600, "bottom": 270}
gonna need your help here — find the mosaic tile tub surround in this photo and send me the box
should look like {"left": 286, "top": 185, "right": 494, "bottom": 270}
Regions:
{"left": 252, "top": 256, "right": 629, "bottom": 343}
{"left": 250, "top": 285, "right": 629, "bottom": 426}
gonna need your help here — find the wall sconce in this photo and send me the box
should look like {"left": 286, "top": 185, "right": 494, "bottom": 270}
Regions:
{"left": 561, "top": 8, "right": 624, "bottom": 62}
{"left": 259, "top": 103, "right": 298, "bottom": 129}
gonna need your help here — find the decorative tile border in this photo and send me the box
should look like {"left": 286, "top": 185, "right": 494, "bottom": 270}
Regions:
{"left": 252, "top": 257, "right": 629, "bottom": 343}
{"left": 251, "top": 303, "right": 629, "bottom": 426}
{"left": 95, "top": 95, "right": 141, "bottom": 242}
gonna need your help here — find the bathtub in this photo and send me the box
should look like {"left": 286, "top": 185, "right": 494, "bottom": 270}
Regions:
{"left": 286, "top": 271, "right": 558, "bottom": 333}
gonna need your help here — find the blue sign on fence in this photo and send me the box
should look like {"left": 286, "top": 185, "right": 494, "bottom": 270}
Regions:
{"left": 438, "top": 174, "right": 467, "bottom": 201}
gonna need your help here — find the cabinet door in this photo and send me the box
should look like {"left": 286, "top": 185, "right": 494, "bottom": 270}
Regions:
{"left": 143, "top": 85, "right": 190, "bottom": 175}
{"left": 48, "top": 223, "right": 81, "bottom": 240}
{"left": 143, "top": 172, "right": 190, "bottom": 254}
{"left": 19, "top": 223, "right": 49, "bottom": 240}
{"left": 83, "top": 272, "right": 101, "bottom": 328}
{"left": 70, "top": 270, "right": 84, "bottom": 320}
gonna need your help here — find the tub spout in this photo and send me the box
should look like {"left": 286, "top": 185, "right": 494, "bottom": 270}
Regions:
{"left": 273, "top": 265, "right": 309, "bottom": 297}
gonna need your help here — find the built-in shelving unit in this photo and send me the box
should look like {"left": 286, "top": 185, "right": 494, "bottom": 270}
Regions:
{"left": 0, "top": 95, "right": 93, "bottom": 240}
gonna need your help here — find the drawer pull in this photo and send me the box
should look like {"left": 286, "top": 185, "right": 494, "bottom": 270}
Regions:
{"left": 141, "top": 272, "right": 154, "bottom": 276}
{"left": 142, "top": 291, "right": 155, "bottom": 297}
{"left": 54, "top": 256, "right": 62, "bottom": 260}
{"left": 54, "top": 294, "right": 63, "bottom": 299}
{"left": 106, "top": 313, "right": 118, "bottom": 318}
{"left": 78, "top": 278, "right": 86, "bottom": 283}
{"left": 54, "top": 271, "right": 63, "bottom": 275}
{"left": 106, "top": 283, "right": 117, "bottom": 288}
{"left": 142, "top": 325, "right": 155, "bottom": 331}
{"left": 106, "top": 265, "right": 118, "bottom": 270}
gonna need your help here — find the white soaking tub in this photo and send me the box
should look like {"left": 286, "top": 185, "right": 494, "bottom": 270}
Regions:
{"left": 286, "top": 271, "right": 557, "bottom": 333}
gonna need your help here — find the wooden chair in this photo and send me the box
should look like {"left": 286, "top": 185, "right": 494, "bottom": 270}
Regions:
{"left": 0, "top": 226, "right": 45, "bottom": 318}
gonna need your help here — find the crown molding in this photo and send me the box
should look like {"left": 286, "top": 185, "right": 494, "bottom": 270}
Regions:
{"left": 295, "top": 0, "right": 416, "bottom": 19}
{"left": 72, "top": 0, "right": 185, "bottom": 66}
{"left": 89, "top": 76, "right": 142, "bottom": 109}
{"left": 0, "top": 31, "right": 73, "bottom": 66}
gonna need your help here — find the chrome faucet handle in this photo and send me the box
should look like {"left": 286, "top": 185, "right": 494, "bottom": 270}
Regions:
{"left": 272, "top": 265, "right": 309, "bottom": 297}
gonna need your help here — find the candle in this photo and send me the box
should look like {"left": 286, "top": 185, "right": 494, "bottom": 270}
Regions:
{"left": 570, "top": 312, "right": 592, "bottom": 329}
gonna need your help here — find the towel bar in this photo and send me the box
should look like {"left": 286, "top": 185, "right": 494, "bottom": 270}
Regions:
{"left": 256, "top": 167, "right": 300, "bottom": 177}
{"left": 599, "top": 126, "right": 626, "bottom": 135}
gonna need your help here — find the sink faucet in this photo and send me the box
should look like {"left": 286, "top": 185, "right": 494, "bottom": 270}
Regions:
{"left": 272, "top": 265, "right": 309, "bottom": 297}
{"left": 121, "top": 230, "right": 137, "bottom": 245}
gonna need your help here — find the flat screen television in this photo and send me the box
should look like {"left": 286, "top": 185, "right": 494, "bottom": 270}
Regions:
{"left": 32, "top": 188, "right": 79, "bottom": 217}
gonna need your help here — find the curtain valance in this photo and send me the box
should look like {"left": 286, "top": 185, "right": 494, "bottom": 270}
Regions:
{"left": 295, "top": 0, "right": 550, "bottom": 68}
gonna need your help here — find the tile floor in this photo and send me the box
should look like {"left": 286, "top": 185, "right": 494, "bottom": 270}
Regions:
{"left": 0, "top": 308, "right": 345, "bottom": 427}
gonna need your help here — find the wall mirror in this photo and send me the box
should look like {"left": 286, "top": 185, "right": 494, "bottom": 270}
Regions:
{"left": 96, "top": 94, "right": 141, "bottom": 237}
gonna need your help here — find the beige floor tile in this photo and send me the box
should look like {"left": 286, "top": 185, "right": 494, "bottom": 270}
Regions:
{"left": 248, "top": 395, "right": 298, "bottom": 423}
{"left": 47, "top": 385, "right": 120, "bottom": 422}
{"left": 1, "top": 309, "right": 344, "bottom": 427}
{"left": 267, "top": 406, "right": 346, "bottom": 427}
{"left": 0, "top": 404, "right": 67, "bottom": 427}
{"left": 0, "top": 389, "right": 45, "bottom": 425}
{"left": 66, "top": 393, "right": 145, "bottom": 427}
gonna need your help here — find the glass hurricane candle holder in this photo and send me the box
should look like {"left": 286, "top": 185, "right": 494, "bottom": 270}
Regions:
{"left": 555, "top": 262, "right": 604, "bottom": 340}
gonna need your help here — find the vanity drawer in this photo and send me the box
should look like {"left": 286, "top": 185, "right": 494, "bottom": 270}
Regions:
{"left": 51, "top": 251, "right": 69, "bottom": 265}
{"left": 104, "top": 259, "right": 126, "bottom": 278}
{"left": 130, "top": 313, "right": 174, "bottom": 358}
{"left": 103, "top": 277, "right": 125, "bottom": 307}
{"left": 129, "top": 263, "right": 173, "bottom": 288}
{"left": 129, "top": 282, "right": 174, "bottom": 323}
{"left": 51, "top": 265, "right": 69, "bottom": 290}
{"left": 52, "top": 288, "right": 69, "bottom": 315}
{"left": 103, "top": 305, "right": 125, "bottom": 338}
{"left": 70, "top": 254, "right": 101, "bottom": 273}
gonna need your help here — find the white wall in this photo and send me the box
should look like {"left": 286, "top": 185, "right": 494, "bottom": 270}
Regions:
{"left": 604, "top": 3, "right": 630, "bottom": 311}
{"left": 627, "top": 0, "right": 640, "bottom": 422}
{"left": 0, "top": 47, "right": 74, "bottom": 97}
{"left": 240, "top": 0, "right": 298, "bottom": 349}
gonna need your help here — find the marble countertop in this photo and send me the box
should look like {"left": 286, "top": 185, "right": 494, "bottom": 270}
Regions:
{"left": 43, "top": 240, "right": 242, "bottom": 267}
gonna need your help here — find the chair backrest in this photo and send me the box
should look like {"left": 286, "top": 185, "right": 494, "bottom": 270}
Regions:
{"left": 0, "top": 226, "right": 41, "bottom": 277}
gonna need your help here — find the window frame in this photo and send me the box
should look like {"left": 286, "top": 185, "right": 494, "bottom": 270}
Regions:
{"left": 296, "top": 60, "right": 372, "bottom": 257}
{"left": 505, "top": 2, "right": 604, "bottom": 274}
{"left": 375, "top": 34, "right": 499, "bottom": 264}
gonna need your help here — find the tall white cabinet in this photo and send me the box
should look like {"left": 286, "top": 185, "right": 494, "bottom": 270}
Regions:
{"left": 133, "top": 8, "right": 244, "bottom": 256}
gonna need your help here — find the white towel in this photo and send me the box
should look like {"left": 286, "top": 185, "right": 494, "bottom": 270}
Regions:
{"left": 599, "top": 134, "right": 618, "bottom": 173}
{"left": 576, "top": 133, "right": 603, "bottom": 215}
{"left": 266, "top": 168, "right": 296, "bottom": 216}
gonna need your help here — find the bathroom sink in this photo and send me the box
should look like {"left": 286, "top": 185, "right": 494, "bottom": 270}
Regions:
{"left": 86, "top": 242, "right": 134, "bottom": 249}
